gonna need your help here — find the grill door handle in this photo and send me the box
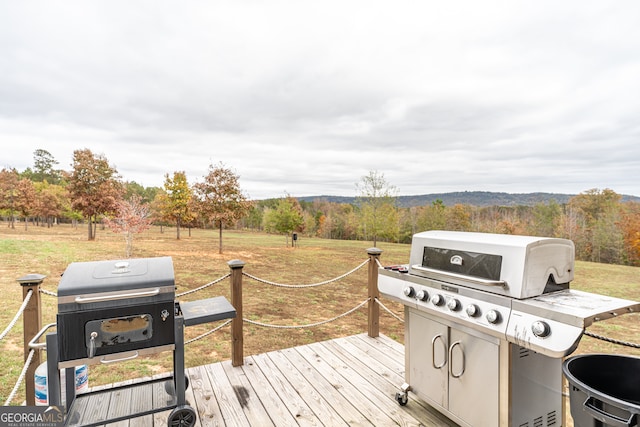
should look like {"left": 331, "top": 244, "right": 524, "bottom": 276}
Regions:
{"left": 431, "top": 334, "right": 447, "bottom": 369}
{"left": 449, "top": 341, "right": 465, "bottom": 378}
{"left": 75, "top": 288, "right": 160, "bottom": 303}
{"left": 411, "top": 265, "right": 507, "bottom": 288}
{"left": 100, "top": 351, "right": 140, "bottom": 364}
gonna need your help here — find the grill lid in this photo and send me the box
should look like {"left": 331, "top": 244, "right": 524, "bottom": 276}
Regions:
{"left": 57, "top": 257, "right": 175, "bottom": 311}
{"left": 408, "top": 231, "right": 575, "bottom": 299}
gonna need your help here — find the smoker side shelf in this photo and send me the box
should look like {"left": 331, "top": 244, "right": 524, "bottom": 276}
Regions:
{"left": 65, "top": 377, "right": 177, "bottom": 427}
{"left": 180, "top": 296, "right": 237, "bottom": 326}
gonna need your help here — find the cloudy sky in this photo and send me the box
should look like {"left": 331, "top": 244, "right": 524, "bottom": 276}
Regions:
{"left": 1, "top": 1, "right": 639, "bottom": 199}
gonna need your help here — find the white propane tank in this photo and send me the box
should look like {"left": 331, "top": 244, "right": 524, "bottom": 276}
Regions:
{"left": 35, "top": 363, "right": 88, "bottom": 406}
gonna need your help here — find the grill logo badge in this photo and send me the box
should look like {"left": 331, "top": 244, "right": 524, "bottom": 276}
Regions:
{"left": 450, "top": 255, "right": 463, "bottom": 266}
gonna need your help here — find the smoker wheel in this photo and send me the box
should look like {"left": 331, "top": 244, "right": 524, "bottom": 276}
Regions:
{"left": 395, "top": 392, "right": 408, "bottom": 406}
{"left": 168, "top": 405, "right": 196, "bottom": 427}
{"left": 165, "top": 374, "right": 190, "bottom": 395}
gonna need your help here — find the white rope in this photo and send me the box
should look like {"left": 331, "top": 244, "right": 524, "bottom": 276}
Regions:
{"left": 185, "top": 319, "right": 232, "bottom": 345}
{"left": 242, "top": 259, "right": 369, "bottom": 288}
{"left": 375, "top": 298, "right": 404, "bottom": 323}
{"left": 375, "top": 258, "right": 384, "bottom": 269}
{"left": 39, "top": 288, "right": 58, "bottom": 297}
{"left": 244, "top": 298, "right": 370, "bottom": 329}
{"left": 176, "top": 273, "right": 231, "bottom": 297}
{"left": 4, "top": 349, "right": 35, "bottom": 406}
{"left": 0, "top": 290, "right": 33, "bottom": 342}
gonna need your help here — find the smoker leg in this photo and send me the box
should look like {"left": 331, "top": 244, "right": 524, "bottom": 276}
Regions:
{"left": 395, "top": 383, "right": 411, "bottom": 406}
{"left": 45, "top": 333, "right": 62, "bottom": 407}
{"left": 173, "top": 316, "right": 187, "bottom": 406}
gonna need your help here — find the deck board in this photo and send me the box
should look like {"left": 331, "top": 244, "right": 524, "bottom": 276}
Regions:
{"left": 68, "top": 334, "right": 456, "bottom": 427}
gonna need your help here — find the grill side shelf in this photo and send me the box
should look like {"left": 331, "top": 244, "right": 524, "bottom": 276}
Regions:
{"left": 179, "top": 296, "right": 237, "bottom": 327}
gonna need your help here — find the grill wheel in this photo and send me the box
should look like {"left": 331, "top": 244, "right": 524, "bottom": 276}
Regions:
{"left": 168, "top": 405, "right": 196, "bottom": 427}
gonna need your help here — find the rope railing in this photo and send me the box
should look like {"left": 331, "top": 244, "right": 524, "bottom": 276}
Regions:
{"left": 185, "top": 319, "right": 233, "bottom": 345}
{"left": 39, "top": 288, "right": 57, "bottom": 297}
{"left": 242, "top": 259, "right": 369, "bottom": 288}
{"left": 0, "top": 289, "right": 33, "bottom": 342}
{"left": 375, "top": 298, "right": 404, "bottom": 323}
{"left": 244, "top": 298, "right": 370, "bottom": 329}
{"left": 177, "top": 273, "right": 231, "bottom": 297}
{"left": 4, "top": 349, "right": 35, "bottom": 406}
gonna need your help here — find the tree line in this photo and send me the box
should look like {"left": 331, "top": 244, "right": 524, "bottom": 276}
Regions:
{"left": 1, "top": 150, "right": 639, "bottom": 266}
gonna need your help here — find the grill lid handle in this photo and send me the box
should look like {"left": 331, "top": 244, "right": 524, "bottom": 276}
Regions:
{"left": 74, "top": 288, "right": 160, "bottom": 304}
{"left": 411, "top": 265, "right": 508, "bottom": 288}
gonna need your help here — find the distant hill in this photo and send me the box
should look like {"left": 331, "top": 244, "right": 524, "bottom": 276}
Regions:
{"left": 298, "top": 191, "right": 640, "bottom": 207}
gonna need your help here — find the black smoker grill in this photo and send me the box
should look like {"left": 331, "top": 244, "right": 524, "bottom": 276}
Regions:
{"left": 42, "top": 257, "right": 236, "bottom": 427}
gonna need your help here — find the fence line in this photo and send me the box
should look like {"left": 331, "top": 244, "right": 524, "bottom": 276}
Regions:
{"left": 0, "top": 289, "right": 33, "bottom": 341}
{"left": 244, "top": 298, "right": 370, "bottom": 329}
{"left": 4, "top": 349, "right": 35, "bottom": 406}
{"left": 242, "top": 259, "right": 369, "bottom": 288}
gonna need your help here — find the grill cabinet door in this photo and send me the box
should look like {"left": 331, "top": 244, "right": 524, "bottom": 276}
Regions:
{"left": 448, "top": 327, "right": 499, "bottom": 427}
{"left": 407, "top": 309, "right": 448, "bottom": 409}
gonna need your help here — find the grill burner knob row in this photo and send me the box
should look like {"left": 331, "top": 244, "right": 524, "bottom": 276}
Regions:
{"left": 431, "top": 294, "right": 445, "bottom": 306}
{"left": 416, "top": 290, "right": 429, "bottom": 301}
{"left": 531, "top": 320, "right": 551, "bottom": 338}
{"left": 465, "top": 304, "right": 480, "bottom": 317}
{"left": 486, "top": 309, "right": 502, "bottom": 324}
{"left": 403, "top": 287, "right": 415, "bottom": 298}
{"left": 447, "top": 298, "right": 461, "bottom": 311}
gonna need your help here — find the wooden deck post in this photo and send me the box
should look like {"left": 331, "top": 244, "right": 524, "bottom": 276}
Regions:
{"left": 367, "top": 248, "right": 382, "bottom": 338}
{"left": 228, "top": 260, "right": 245, "bottom": 367}
{"left": 18, "top": 273, "right": 46, "bottom": 406}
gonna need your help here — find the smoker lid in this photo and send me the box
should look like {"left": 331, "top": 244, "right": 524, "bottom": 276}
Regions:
{"left": 57, "top": 257, "right": 175, "bottom": 297}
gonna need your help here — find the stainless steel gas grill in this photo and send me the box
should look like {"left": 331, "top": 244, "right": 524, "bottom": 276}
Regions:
{"left": 41, "top": 257, "right": 236, "bottom": 427}
{"left": 379, "top": 230, "right": 640, "bottom": 427}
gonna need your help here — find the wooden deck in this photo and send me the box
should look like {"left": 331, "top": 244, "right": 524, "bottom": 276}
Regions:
{"left": 66, "top": 334, "right": 456, "bottom": 426}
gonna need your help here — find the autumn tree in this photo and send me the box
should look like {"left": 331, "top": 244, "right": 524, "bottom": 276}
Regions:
{"left": 568, "top": 188, "right": 623, "bottom": 263}
{"left": 0, "top": 168, "right": 20, "bottom": 228}
{"left": 192, "top": 162, "right": 251, "bottom": 254}
{"left": 34, "top": 181, "right": 68, "bottom": 227}
{"left": 67, "top": 149, "right": 123, "bottom": 240}
{"left": 14, "top": 178, "right": 37, "bottom": 229}
{"left": 620, "top": 202, "right": 640, "bottom": 266}
{"left": 263, "top": 195, "right": 305, "bottom": 246}
{"left": 105, "top": 195, "right": 152, "bottom": 258}
{"left": 158, "top": 171, "right": 194, "bottom": 240}
{"left": 355, "top": 170, "right": 399, "bottom": 246}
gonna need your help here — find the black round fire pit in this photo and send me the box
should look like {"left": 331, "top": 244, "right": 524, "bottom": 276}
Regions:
{"left": 563, "top": 354, "right": 640, "bottom": 427}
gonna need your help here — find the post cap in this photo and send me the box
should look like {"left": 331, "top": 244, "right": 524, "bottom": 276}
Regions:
{"left": 227, "top": 259, "right": 246, "bottom": 269}
{"left": 367, "top": 248, "right": 383, "bottom": 255}
{"left": 17, "top": 274, "right": 46, "bottom": 286}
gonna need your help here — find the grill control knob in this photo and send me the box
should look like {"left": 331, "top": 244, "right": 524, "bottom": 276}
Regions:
{"left": 532, "top": 321, "right": 551, "bottom": 338}
{"left": 447, "top": 298, "right": 461, "bottom": 311}
{"left": 431, "top": 294, "right": 445, "bottom": 306}
{"left": 403, "top": 287, "right": 415, "bottom": 298}
{"left": 416, "top": 290, "right": 429, "bottom": 301}
{"left": 466, "top": 304, "right": 480, "bottom": 317}
{"left": 486, "top": 310, "right": 502, "bottom": 324}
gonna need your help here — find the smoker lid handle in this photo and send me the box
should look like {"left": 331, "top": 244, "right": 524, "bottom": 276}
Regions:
{"left": 74, "top": 288, "right": 160, "bottom": 303}
{"left": 411, "top": 265, "right": 508, "bottom": 288}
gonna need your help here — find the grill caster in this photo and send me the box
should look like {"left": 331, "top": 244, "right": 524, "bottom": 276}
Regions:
{"left": 395, "top": 392, "right": 408, "bottom": 406}
{"left": 168, "top": 404, "right": 196, "bottom": 427}
{"left": 395, "top": 382, "right": 411, "bottom": 406}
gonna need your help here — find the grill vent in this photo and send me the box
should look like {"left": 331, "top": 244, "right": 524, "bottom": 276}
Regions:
{"left": 547, "top": 411, "right": 557, "bottom": 426}
{"left": 518, "top": 423, "right": 529, "bottom": 427}
{"left": 533, "top": 416, "right": 543, "bottom": 427}
{"left": 519, "top": 347, "right": 531, "bottom": 358}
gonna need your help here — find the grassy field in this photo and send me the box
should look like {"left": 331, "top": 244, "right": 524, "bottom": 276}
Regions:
{"left": 1, "top": 223, "right": 638, "bottom": 407}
